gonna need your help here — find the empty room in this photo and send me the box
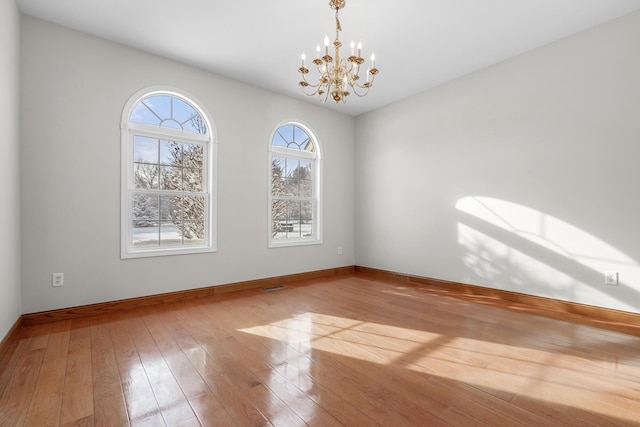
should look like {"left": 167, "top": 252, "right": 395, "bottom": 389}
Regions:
{"left": 1, "top": 0, "right": 640, "bottom": 425}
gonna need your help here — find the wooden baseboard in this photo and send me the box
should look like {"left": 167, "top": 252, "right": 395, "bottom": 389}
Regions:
{"left": 0, "top": 317, "right": 23, "bottom": 364}
{"left": 21, "top": 266, "right": 355, "bottom": 326}
{"left": 355, "top": 266, "right": 640, "bottom": 336}
{"left": 18, "top": 264, "right": 640, "bottom": 336}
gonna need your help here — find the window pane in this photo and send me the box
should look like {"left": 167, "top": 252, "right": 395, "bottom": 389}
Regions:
{"left": 130, "top": 104, "right": 160, "bottom": 126}
{"left": 271, "top": 157, "right": 286, "bottom": 196}
{"left": 300, "top": 179, "right": 312, "bottom": 198}
{"left": 160, "top": 221, "right": 182, "bottom": 246}
{"left": 300, "top": 222, "right": 313, "bottom": 238}
{"left": 160, "top": 166, "right": 182, "bottom": 191}
{"left": 271, "top": 199, "right": 288, "bottom": 239}
{"left": 183, "top": 144, "right": 203, "bottom": 169}
{"left": 160, "top": 140, "right": 181, "bottom": 165}
{"left": 287, "top": 200, "right": 301, "bottom": 220}
{"left": 285, "top": 159, "right": 299, "bottom": 177}
{"left": 299, "top": 160, "right": 312, "bottom": 176}
{"left": 183, "top": 168, "right": 203, "bottom": 192}
{"left": 275, "top": 125, "right": 294, "bottom": 147}
{"left": 271, "top": 199, "right": 287, "bottom": 237}
{"left": 182, "top": 196, "right": 206, "bottom": 221}
{"left": 174, "top": 97, "right": 207, "bottom": 134}
{"left": 132, "top": 194, "right": 159, "bottom": 222}
{"left": 301, "top": 201, "right": 313, "bottom": 222}
{"left": 159, "top": 195, "right": 175, "bottom": 220}
{"left": 272, "top": 134, "right": 288, "bottom": 148}
{"left": 134, "top": 164, "right": 159, "bottom": 189}
{"left": 288, "top": 200, "right": 302, "bottom": 238}
{"left": 300, "top": 138, "right": 314, "bottom": 152}
{"left": 134, "top": 136, "right": 158, "bottom": 163}
{"left": 271, "top": 197, "right": 314, "bottom": 241}
{"left": 184, "top": 116, "right": 206, "bottom": 134}
{"left": 133, "top": 222, "right": 159, "bottom": 247}
{"left": 294, "top": 126, "right": 313, "bottom": 151}
{"left": 272, "top": 200, "right": 287, "bottom": 223}
{"left": 172, "top": 97, "right": 192, "bottom": 122}
{"left": 143, "top": 96, "right": 171, "bottom": 122}
{"left": 272, "top": 157, "right": 285, "bottom": 173}
{"left": 157, "top": 196, "right": 206, "bottom": 241}
{"left": 183, "top": 225, "right": 205, "bottom": 245}
{"left": 299, "top": 160, "right": 312, "bottom": 197}
{"left": 284, "top": 178, "right": 299, "bottom": 196}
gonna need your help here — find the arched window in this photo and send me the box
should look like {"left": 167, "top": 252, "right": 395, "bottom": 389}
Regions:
{"left": 269, "top": 122, "right": 322, "bottom": 247}
{"left": 121, "top": 87, "right": 216, "bottom": 258}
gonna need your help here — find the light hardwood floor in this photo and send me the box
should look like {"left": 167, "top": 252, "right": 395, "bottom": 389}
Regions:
{"left": 1, "top": 274, "right": 639, "bottom": 426}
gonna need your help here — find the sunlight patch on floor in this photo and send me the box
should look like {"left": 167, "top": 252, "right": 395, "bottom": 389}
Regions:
{"left": 239, "top": 311, "right": 640, "bottom": 424}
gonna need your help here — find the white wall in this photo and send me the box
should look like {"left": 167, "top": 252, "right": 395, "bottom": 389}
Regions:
{"left": 20, "top": 16, "right": 355, "bottom": 314}
{"left": 355, "top": 11, "right": 640, "bottom": 313}
{"left": 0, "top": 0, "right": 22, "bottom": 338}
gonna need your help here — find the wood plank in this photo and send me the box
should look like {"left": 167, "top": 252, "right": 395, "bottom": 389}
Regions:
{"left": 59, "top": 324, "right": 94, "bottom": 425}
{"left": 91, "top": 319, "right": 125, "bottom": 403}
{"left": 23, "top": 320, "right": 72, "bottom": 427}
{"left": 0, "top": 347, "right": 46, "bottom": 426}
{"left": 94, "top": 393, "right": 131, "bottom": 427}
{"left": 0, "top": 334, "right": 30, "bottom": 401}
{"left": 125, "top": 315, "right": 197, "bottom": 425}
{"left": 0, "top": 317, "right": 23, "bottom": 367}
{"left": 116, "top": 355, "right": 160, "bottom": 423}
{"left": 188, "top": 391, "right": 237, "bottom": 427}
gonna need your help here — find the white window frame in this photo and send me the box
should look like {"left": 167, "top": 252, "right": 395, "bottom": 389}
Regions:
{"left": 268, "top": 121, "right": 322, "bottom": 248}
{"left": 121, "top": 86, "right": 217, "bottom": 258}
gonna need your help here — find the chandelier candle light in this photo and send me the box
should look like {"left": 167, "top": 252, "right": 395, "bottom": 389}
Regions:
{"left": 298, "top": 0, "right": 379, "bottom": 104}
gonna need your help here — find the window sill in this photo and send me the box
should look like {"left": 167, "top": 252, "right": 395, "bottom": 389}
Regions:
{"left": 121, "top": 245, "right": 216, "bottom": 259}
{"left": 268, "top": 239, "right": 322, "bottom": 249}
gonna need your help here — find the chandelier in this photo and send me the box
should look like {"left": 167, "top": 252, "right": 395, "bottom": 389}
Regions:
{"left": 298, "top": 0, "right": 379, "bottom": 104}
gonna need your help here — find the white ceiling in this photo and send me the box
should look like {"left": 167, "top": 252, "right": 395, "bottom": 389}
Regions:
{"left": 15, "top": 0, "right": 640, "bottom": 116}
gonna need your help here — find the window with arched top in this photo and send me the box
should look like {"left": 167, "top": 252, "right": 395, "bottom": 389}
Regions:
{"left": 269, "top": 122, "right": 322, "bottom": 247}
{"left": 121, "top": 87, "right": 216, "bottom": 258}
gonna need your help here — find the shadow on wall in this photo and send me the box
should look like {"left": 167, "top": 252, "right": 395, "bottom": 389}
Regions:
{"left": 455, "top": 196, "right": 640, "bottom": 312}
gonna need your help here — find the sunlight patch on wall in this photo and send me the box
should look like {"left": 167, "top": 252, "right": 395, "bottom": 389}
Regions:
{"left": 455, "top": 196, "right": 639, "bottom": 309}
{"left": 457, "top": 222, "right": 576, "bottom": 290}
{"left": 456, "top": 197, "right": 635, "bottom": 270}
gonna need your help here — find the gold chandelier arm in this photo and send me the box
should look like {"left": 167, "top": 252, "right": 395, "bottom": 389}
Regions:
{"left": 300, "top": 83, "right": 323, "bottom": 97}
{"left": 298, "top": 67, "right": 333, "bottom": 100}
{"left": 350, "top": 83, "right": 371, "bottom": 97}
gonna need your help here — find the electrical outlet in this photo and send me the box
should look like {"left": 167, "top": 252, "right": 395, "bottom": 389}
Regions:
{"left": 604, "top": 271, "right": 618, "bottom": 286}
{"left": 337, "top": 246, "right": 343, "bottom": 255}
{"left": 52, "top": 273, "right": 64, "bottom": 287}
